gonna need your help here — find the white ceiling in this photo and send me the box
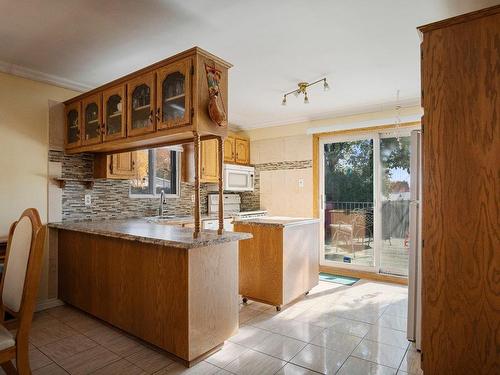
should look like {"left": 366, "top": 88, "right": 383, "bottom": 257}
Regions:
{"left": 0, "top": 0, "right": 497, "bottom": 129}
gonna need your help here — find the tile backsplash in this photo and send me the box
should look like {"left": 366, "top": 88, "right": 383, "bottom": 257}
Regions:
{"left": 49, "top": 151, "right": 208, "bottom": 221}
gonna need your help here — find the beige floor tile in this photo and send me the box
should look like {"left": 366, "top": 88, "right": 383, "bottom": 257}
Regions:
{"left": 213, "top": 369, "right": 234, "bottom": 375}
{"left": 98, "top": 332, "right": 145, "bottom": 357}
{"left": 156, "top": 361, "right": 220, "bottom": 374}
{"left": 29, "top": 320, "right": 80, "bottom": 347}
{"left": 39, "top": 333, "right": 97, "bottom": 362}
{"left": 327, "top": 316, "right": 372, "bottom": 338}
{"left": 32, "top": 363, "right": 69, "bottom": 375}
{"left": 309, "top": 328, "right": 362, "bottom": 355}
{"left": 239, "top": 308, "right": 263, "bottom": 325}
{"left": 205, "top": 341, "right": 249, "bottom": 368}
{"left": 252, "top": 332, "right": 307, "bottom": 361}
{"left": 398, "top": 345, "right": 422, "bottom": 374}
{"left": 243, "top": 300, "right": 274, "bottom": 312}
{"left": 65, "top": 314, "right": 104, "bottom": 334}
{"left": 377, "top": 314, "right": 408, "bottom": 332}
{"left": 46, "top": 305, "right": 86, "bottom": 322}
{"left": 57, "top": 345, "right": 120, "bottom": 375}
{"left": 351, "top": 339, "right": 406, "bottom": 369}
{"left": 90, "top": 359, "right": 146, "bottom": 374}
{"left": 384, "top": 304, "right": 408, "bottom": 319}
{"left": 397, "top": 371, "right": 409, "bottom": 374}
{"left": 275, "top": 363, "right": 320, "bottom": 374}
{"left": 246, "top": 313, "right": 282, "bottom": 331}
{"left": 29, "top": 347, "right": 54, "bottom": 370}
{"left": 225, "top": 349, "right": 286, "bottom": 375}
{"left": 337, "top": 356, "right": 397, "bottom": 375}
{"left": 228, "top": 325, "right": 273, "bottom": 348}
{"left": 125, "top": 346, "right": 173, "bottom": 373}
{"left": 272, "top": 319, "right": 324, "bottom": 342}
{"left": 365, "top": 326, "right": 409, "bottom": 349}
{"left": 290, "top": 343, "right": 348, "bottom": 374}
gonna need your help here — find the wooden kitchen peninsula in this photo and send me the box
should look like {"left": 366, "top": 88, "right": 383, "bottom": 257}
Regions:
{"left": 234, "top": 217, "right": 320, "bottom": 311}
{"left": 49, "top": 219, "right": 251, "bottom": 366}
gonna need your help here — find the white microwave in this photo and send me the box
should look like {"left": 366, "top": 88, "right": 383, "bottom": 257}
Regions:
{"left": 224, "top": 164, "right": 254, "bottom": 192}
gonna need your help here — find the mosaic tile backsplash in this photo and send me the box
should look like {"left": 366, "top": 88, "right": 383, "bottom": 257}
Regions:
{"left": 49, "top": 151, "right": 208, "bottom": 221}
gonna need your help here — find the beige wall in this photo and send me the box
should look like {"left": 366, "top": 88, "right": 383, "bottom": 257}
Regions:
{"left": 0, "top": 72, "right": 78, "bottom": 303}
{"left": 238, "top": 105, "right": 422, "bottom": 218}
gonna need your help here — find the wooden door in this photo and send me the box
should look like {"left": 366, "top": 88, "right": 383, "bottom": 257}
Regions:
{"left": 223, "top": 136, "right": 235, "bottom": 163}
{"left": 201, "top": 139, "right": 219, "bottom": 183}
{"left": 82, "top": 94, "right": 102, "bottom": 146}
{"left": 419, "top": 7, "right": 500, "bottom": 375}
{"left": 156, "top": 57, "right": 192, "bottom": 130}
{"left": 127, "top": 72, "right": 156, "bottom": 137}
{"left": 103, "top": 85, "right": 126, "bottom": 142}
{"left": 65, "top": 101, "right": 81, "bottom": 149}
{"left": 235, "top": 138, "right": 250, "bottom": 165}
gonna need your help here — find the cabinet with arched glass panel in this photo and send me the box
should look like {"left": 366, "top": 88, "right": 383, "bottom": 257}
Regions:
{"left": 103, "top": 85, "right": 126, "bottom": 142}
{"left": 127, "top": 72, "right": 156, "bottom": 137}
{"left": 82, "top": 94, "right": 102, "bottom": 146}
{"left": 156, "top": 58, "right": 191, "bottom": 129}
{"left": 65, "top": 101, "right": 81, "bottom": 149}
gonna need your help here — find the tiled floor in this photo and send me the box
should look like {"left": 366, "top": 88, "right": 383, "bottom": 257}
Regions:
{"left": 2, "top": 279, "right": 422, "bottom": 374}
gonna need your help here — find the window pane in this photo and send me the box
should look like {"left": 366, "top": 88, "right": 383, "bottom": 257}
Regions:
{"left": 155, "top": 149, "right": 177, "bottom": 195}
{"left": 130, "top": 149, "right": 151, "bottom": 194}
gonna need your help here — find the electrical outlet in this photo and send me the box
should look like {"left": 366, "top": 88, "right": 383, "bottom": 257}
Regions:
{"left": 84, "top": 194, "right": 92, "bottom": 206}
{"left": 191, "top": 194, "right": 195, "bottom": 203}
{"left": 298, "top": 178, "right": 304, "bottom": 188}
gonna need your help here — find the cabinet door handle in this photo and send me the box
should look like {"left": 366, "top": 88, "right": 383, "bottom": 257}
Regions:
{"left": 149, "top": 110, "right": 154, "bottom": 123}
{"left": 156, "top": 108, "right": 161, "bottom": 121}
{"left": 131, "top": 160, "right": 135, "bottom": 170}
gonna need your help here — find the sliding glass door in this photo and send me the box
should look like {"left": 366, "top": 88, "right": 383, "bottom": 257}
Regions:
{"left": 319, "top": 128, "right": 418, "bottom": 276}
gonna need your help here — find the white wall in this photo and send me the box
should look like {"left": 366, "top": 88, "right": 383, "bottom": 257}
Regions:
{"left": 0, "top": 72, "right": 77, "bottom": 303}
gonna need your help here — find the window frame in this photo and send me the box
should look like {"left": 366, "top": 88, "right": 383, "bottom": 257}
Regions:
{"left": 129, "top": 147, "right": 181, "bottom": 199}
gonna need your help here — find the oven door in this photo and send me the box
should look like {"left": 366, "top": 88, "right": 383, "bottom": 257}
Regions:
{"left": 224, "top": 166, "right": 254, "bottom": 191}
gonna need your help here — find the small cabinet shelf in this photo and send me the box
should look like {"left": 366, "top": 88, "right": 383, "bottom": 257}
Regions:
{"left": 156, "top": 57, "right": 192, "bottom": 130}
{"left": 127, "top": 73, "right": 156, "bottom": 137}
{"left": 103, "top": 85, "right": 126, "bottom": 142}
{"left": 82, "top": 94, "right": 102, "bottom": 146}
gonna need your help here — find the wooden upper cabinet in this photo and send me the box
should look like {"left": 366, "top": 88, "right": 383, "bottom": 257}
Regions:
{"left": 103, "top": 85, "right": 126, "bottom": 142}
{"left": 156, "top": 57, "right": 192, "bottom": 130}
{"left": 63, "top": 48, "right": 232, "bottom": 154}
{"left": 235, "top": 138, "right": 250, "bottom": 164}
{"left": 65, "top": 101, "right": 81, "bottom": 149}
{"left": 223, "top": 137, "right": 235, "bottom": 163}
{"left": 82, "top": 94, "right": 102, "bottom": 146}
{"left": 201, "top": 139, "right": 219, "bottom": 183}
{"left": 94, "top": 152, "right": 136, "bottom": 179}
{"left": 127, "top": 72, "right": 156, "bottom": 137}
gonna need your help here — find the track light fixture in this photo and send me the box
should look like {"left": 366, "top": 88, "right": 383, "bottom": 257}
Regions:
{"left": 281, "top": 78, "right": 329, "bottom": 105}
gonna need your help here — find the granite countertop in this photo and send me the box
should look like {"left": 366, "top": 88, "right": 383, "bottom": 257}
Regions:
{"left": 234, "top": 216, "right": 320, "bottom": 228}
{"left": 48, "top": 218, "right": 252, "bottom": 249}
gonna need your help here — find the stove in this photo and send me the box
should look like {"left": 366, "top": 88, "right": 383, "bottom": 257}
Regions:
{"left": 207, "top": 194, "right": 267, "bottom": 220}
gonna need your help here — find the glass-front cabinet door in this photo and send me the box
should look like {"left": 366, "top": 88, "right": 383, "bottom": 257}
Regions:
{"left": 127, "top": 72, "right": 156, "bottom": 137}
{"left": 156, "top": 58, "right": 191, "bottom": 130}
{"left": 65, "top": 101, "right": 81, "bottom": 148}
{"left": 82, "top": 94, "right": 102, "bottom": 146}
{"left": 103, "top": 85, "right": 126, "bottom": 142}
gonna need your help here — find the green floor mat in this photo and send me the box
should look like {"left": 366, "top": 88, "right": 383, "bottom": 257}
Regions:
{"left": 319, "top": 272, "right": 359, "bottom": 286}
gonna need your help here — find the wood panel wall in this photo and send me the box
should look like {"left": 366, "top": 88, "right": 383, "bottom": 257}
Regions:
{"left": 419, "top": 6, "right": 500, "bottom": 374}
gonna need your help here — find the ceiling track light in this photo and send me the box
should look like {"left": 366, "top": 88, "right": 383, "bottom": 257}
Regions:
{"left": 281, "top": 78, "right": 329, "bottom": 105}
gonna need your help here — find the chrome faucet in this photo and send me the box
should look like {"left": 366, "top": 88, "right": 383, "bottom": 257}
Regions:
{"left": 159, "top": 190, "right": 166, "bottom": 217}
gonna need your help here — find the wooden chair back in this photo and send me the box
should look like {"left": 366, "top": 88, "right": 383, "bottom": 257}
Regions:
{"left": 0, "top": 208, "right": 46, "bottom": 339}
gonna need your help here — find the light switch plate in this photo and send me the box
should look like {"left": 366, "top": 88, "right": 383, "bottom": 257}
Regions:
{"left": 84, "top": 194, "right": 92, "bottom": 206}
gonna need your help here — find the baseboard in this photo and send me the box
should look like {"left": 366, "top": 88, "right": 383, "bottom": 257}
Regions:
{"left": 320, "top": 265, "right": 408, "bottom": 285}
{"left": 36, "top": 298, "right": 64, "bottom": 311}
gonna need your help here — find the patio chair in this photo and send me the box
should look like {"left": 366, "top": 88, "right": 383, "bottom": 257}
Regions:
{"left": 330, "top": 209, "right": 372, "bottom": 258}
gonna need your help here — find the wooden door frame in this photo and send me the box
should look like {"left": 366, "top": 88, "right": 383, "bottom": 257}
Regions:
{"left": 81, "top": 93, "right": 103, "bottom": 146}
{"left": 127, "top": 72, "right": 156, "bottom": 137}
{"left": 102, "top": 84, "right": 127, "bottom": 142}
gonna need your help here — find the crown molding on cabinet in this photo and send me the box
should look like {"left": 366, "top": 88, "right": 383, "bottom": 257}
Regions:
{"left": 0, "top": 60, "right": 93, "bottom": 92}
